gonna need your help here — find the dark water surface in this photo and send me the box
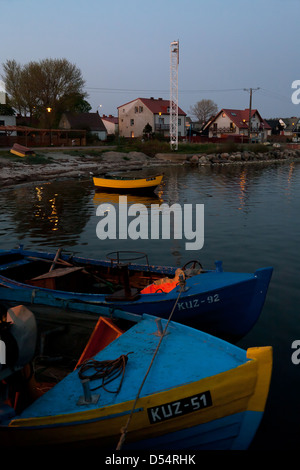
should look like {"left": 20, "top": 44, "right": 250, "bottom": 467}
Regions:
{"left": 1, "top": 160, "right": 299, "bottom": 450}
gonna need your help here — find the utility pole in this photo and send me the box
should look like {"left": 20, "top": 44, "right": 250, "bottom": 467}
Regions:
{"left": 244, "top": 87, "right": 260, "bottom": 142}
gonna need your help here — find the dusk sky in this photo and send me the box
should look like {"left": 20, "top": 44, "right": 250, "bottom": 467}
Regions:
{"left": 1, "top": 0, "right": 300, "bottom": 119}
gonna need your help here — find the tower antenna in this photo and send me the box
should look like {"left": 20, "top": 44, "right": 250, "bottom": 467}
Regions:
{"left": 170, "top": 40, "right": 179, "bottom": 150}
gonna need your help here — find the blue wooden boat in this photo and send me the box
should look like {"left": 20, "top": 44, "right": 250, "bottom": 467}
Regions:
{"left": 0, "top": 246, "right": 273, "bottom": 341}
{"left": 0, "top": 306, "right": 272, "bottom": 450}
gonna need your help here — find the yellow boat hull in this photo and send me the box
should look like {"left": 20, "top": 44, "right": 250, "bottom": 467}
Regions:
{"left": 2, "top": 346, "right": 272, "bottom": 449}
{"left": 93, "top": 174, "right": 163, "bottom": 191}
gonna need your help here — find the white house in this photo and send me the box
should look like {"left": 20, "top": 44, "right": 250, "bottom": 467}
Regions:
{"left": 118, "top": 97, "right": 186, "bottom": 138}
{"left": 101, "top": 114, "right": 119, "bottom": 135}
{"left": 205, "top": 108, "right": 272, "bottom": 141}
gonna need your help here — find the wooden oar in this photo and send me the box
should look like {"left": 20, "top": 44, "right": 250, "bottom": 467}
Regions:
{"left": 49, "top": 248, "right": 62, "bottom": 272}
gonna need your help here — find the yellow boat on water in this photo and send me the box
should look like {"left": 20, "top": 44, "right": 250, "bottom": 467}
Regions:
{"left": 93, "top": 173, "right": 163, "bottom": 192}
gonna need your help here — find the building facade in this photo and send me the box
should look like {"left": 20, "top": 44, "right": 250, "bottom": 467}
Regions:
{"left": 59, "top": 112, "right": 107, "bottom": 141}
{"left": 118, "top": 97, "right": 186, "bottom": 138}
{"left": 101, "top": 115, "right": 119, "bottom": 135}
{"left": 205, "top": 108, "right": 271, "bottom": 142}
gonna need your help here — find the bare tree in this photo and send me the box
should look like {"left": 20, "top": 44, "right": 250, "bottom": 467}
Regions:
{"left": 2, "top": 60, "right": 26, "bottom": 115}
{"left": 189, "top": 99, "right": 218, "bottom": 125}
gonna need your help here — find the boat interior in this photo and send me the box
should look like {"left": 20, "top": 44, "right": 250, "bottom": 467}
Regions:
{"left": 0, "top": 250, "right": 204, "bottom": 299}
{"left": 0, "top": 303, "right": 129, "bottom": 419}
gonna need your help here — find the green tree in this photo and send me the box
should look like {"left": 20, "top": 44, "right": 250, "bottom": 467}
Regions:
{"left": 1, "top": 58, "right": 87, "bottom": 126}
{"left": 143, "top": 123, "right": 153, "bottom": 139}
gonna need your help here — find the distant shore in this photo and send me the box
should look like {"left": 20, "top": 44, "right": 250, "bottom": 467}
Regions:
{"left": 0, "top": 146, "right": 299, "bottom": 188}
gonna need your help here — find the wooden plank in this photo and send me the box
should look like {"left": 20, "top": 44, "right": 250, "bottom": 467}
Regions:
{"left": 30, "top": 266, "right": 83, "bottom": 281}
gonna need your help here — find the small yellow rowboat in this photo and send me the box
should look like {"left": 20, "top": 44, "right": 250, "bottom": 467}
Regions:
{"left": 93, "top": 173, "right": 163, "bottom": 192}
{"left": 10, "top": 143, "right": 35, "bottom": 158}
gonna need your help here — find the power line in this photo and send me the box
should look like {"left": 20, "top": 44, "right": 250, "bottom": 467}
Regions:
{"left": 84, "top": 86, "right": 245, "bottom": 94}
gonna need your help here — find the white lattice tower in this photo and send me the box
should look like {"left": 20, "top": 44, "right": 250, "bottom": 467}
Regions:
{"left": 170, "top": 40, "right": 179, "bottom": 150}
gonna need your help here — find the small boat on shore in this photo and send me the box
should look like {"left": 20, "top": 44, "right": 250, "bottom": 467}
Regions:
{"left": 93, "top": 172, "right": 163, "bottom": 192}
{"left": 0, "top": 246, "right": 273, "bottom": 342}
{"left": 10, "top": 143, "right": 35, "bottom": 158}
{"left": 0, "top": 305, "right": 273, "bottom": 450}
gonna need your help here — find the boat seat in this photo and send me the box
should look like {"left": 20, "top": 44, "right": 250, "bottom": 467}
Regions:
{"left": 27, "top": 266, "right": 84, "bottom": 289}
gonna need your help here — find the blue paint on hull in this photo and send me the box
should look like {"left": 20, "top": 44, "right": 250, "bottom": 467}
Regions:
{"left": 123, "top": 410, "right": 263, "bottom": 450}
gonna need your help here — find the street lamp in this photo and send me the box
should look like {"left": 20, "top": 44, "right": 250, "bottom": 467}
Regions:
{"left": 47, "top": 107, "right": 52, "bottom": 145}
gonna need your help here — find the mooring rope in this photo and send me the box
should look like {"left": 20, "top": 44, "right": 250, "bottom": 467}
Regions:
{"left": 116, "top": 279, "right": 185, "bottom": 450}
{"left": 78, "top": 353, "right": 132, "bottom": 394}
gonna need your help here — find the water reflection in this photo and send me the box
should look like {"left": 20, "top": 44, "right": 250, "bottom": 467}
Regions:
{"left": 93, "top": 190, "right": 163, "bottom": 207}
{"left": 0, "top": 180, "right": 93, "bottom": 247}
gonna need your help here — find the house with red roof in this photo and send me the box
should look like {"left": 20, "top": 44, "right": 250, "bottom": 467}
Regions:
{"left": 204, "top": 108, "right": 271, "bottom": 142}
{"left": 118, "top": 97, "right": 186, "bottom": 138}
{"left": 101, "top": 114, "right": 119, "bottom": 135}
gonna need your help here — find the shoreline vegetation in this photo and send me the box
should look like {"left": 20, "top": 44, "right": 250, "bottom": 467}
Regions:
{"left": 1, "top": 140, "right": 300, "bottom": 188}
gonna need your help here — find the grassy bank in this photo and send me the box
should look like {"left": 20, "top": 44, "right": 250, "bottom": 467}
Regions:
{"left": 114, "top": 138, "right": 273, "bottom": 156}
{"left": 0, "top": 139, "right": 280, "bottom": 161}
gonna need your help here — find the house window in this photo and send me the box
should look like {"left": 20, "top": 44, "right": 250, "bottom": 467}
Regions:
{"left": 130, "top": 119, "right": 134, "bottom": 126}
{"left": 139, "top": 106, "right": 143, "bottom": 113}
{"left": 135, "top": 107, "right": 138, "bottom": 113}
{"left": 0, "top": 120, "right": 4, "bottom": 126}
{"left": 178, "top": 118, "right": 181, "bottom": 125}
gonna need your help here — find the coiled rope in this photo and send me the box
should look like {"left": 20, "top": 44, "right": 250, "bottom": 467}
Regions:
{"left": 78, "top": 353, "right": 132, "bottom": 394}
{"left": 116, "top": 279, "right": 185, "bottom": 450}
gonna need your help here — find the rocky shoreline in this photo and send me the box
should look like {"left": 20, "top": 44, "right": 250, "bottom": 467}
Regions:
{"left": 158, "top": 146, "right": 300, "bottom": 165}
{"left": 0, "top": 147, "right": 299, "bottom": 188}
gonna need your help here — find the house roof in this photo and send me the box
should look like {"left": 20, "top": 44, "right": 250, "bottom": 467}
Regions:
{"left": 101, "top": 114, "right": 118, "bottom": 124}
{"left": 279, "top": 117, "right": 300, "bottom": 130}
{"left": 61, "top": 112, "right": 107, "bottom": 131}
{"left": 212, "top": 108, "right": 271, "bottom": 130}
{"left": 118, "top": 97, "right": 186, "bottom": 116}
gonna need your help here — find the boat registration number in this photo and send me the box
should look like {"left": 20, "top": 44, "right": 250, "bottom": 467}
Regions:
{"left": 147, "top": 390, "right": 212, "bottom": 424}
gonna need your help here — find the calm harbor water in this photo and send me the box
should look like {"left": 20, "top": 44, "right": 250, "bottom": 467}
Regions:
{"left": 0, "top": 160, "right": 300, "bottom": 450}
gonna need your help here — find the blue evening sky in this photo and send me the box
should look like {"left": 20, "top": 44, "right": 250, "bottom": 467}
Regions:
{"left": 1, "top": 0, "right": 299, "bottom": 119}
